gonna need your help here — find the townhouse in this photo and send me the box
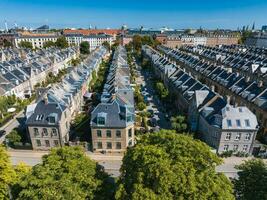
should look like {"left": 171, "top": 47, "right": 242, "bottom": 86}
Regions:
{"left": 26, "top": 46, "right": 107, "bottom": 150}
{"left": 157, "top": 45, "right": 267, "bottom": 138}
{"left": 90, "top": 46, "right": 135, "bottom": 153}
{"left": 0, "top": 47, "right": 78, "bottom": 98}
{"left": 142, "top": 45, "right": 259, "bottom": 155}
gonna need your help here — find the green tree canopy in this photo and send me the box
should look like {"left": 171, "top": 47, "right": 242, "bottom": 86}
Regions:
{"left": 43, "top": 40, "right": 55, "bottom": 48}
{"left": 14, "top": 146, "right": 114, "bottom": 200}
{"left": 234, "top": 159, "right": 267, "bottom": 200}
{"left": 0, "top": 145, "right": 16, "bottom": 199}
{"left": 116, "top": 130, "right": 234, "bottom": 200}
{"left": 171, "top": 115, "right": 188, "bottom": 132}
{"left": 3, "top": 39, "right": 13, "bottom": 48}
{"left": 55, "top": 36, "right": 69, "bottom": 49}
{"left": 102, "top": 41, "right": 110, "bottom": 51}
{"left": 80, "top": 41, "right": 90, "bottom": 54}
{"left": 6, "top": 129, "right": 21, "bottom": 146}
{"left": 155, "top": 82, "right": 169, "bottom": 99}
{"left": 18, "top": 41, "right": 33, "bottom": 49}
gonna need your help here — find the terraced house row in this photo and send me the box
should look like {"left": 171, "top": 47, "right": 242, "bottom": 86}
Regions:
{"left": 158, "top": 45, "right": 267, "bottom": 139}
{"left": 25, "top": 46, "right": 108, "bottom": 150}
{"left": 0, "top": 47, "right": 78, "bottom": 98}
{"left": 142, "top": 45, "right": 259, "bottom": 155}
{"left": 181, "top": 44, "right": 267, "bottom": 86}
{"left": 90, "top": 46, "right": 135, "bottom": 154}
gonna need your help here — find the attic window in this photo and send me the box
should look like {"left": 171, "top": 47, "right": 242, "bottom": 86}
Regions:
{"left": 245, "top": 119, "right": 251, "bottom": 127}
{"left": 239, "top": 108, "right": 243, "bottom": 112}
{"left": 236, "top": 119, "right": 241, "bottom": 127}
{"left": 97, "top": 117, "right": 105, "bottom": 125}
{"left": 227, "top": 119, "right": 232, "bottom": 127}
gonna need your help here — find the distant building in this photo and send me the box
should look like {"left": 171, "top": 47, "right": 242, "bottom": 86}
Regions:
{"left": 14, "top": 32, "right": 59, "bottom": 49}
{"left": 0, "top": 33, "right": 18, "bottom": 47}
{"left": 245, "top": 34, "right": 267, "bottom": 48}
{"left": 157, "top": 34, "right": 239, "bottom": 48}
{"left": 120, "top": 35, "right": 133, "bottom": 46}
{"left": 90, "top": 46, "right": 135, "bottom": 153}
{"left": 262, "top": 25, "right": 267, "bottom": 32}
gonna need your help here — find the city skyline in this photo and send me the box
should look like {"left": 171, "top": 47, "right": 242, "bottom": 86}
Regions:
{"left": 0, "top": 0, "right": 267, "bottom": 30}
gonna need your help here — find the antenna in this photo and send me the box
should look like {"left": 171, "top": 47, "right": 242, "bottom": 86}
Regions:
{"left": 14, "top": 21, "right": 18, "bottom": 29}
{"left": 4, "top": 20, "right": 8, "bottom": 32}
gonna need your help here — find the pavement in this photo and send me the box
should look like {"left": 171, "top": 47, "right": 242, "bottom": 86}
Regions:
{"left": 9, "top": 149, "right": 261, "bottom": 178}
{"left": 0, "top": 110, "right": 25, "bottom": 144}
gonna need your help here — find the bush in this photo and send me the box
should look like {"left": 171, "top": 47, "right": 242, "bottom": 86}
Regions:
{"left": 137, "top": 102, "right": 146, "bottom": 111}
{"left": 220, "top": 150, "right": 233, "bottom": 158}
{"left": 6, "top": 130, "right": 21, "bottom": 146}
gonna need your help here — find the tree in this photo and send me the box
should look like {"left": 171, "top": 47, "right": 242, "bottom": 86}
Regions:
{"left": 155, "top": 82, "right": 169, "bottom": 99}
{"left": 102, "top": 41, "right": 110, "bottom": 51}
{"left": 137, "top": 102, "right": 146, "bottom": 111}
{"left": 14, "top": 146, "right": 114, "bottom": 200}
{"left": 171, "top": 115, "right": 188, "bottom": 132}
{"left": 3, "top": 39, "right": 13, "bottom": 48}
{"left": 80, "top": 41, "right": 90, "bottom": 54}
{"left": 132, "top": 35, "right": 142, "bottom": 52}
{"left": 55, "top": 36, "right": 68, "bottom": 49}
{"left": 18, "top": 41, "right": 33, "bottom": 49}
{"left": 6, "top": 130, "right": 21, "bottom": 146}
{"left": 116, "top": 130, "right": 234, "bottom": 200}
{"left": 0, "top": 145, "right": 16, "bottom": 199}
{"left": 233, "top": 159, "right": 267, "bottom": 200}
{"left": 43, "top": 41, "right": 55, "bottom": 48}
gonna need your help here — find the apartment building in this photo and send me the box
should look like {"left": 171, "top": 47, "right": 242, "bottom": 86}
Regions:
{"left": 26, "top": 46, "right": 107, "bottom": 150}
{"left": 142, "top": 45, "right": 259, "bottom": 154}
{"left": 90, "top": 46, "right": 135, "bottom": 153}
{"left": 0, "top": 47, "right": 78, "bottom": 98}
{"left": 157, "top": 34, "right": 239, "bottom": 48}
{"left": 14, "top": 32, "right": 59, "bottom": 49}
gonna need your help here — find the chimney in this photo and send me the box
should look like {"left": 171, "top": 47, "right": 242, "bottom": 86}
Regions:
{"left": 245, "top": 76, "right": 250, "bottom": 82}
{"left": 226, "top": 95, "right": 231, "bottom": 105}
{"left": 211, "top": 85, "right": 215, "bottom": 92}
{"left": 258, "top": 81, "right": 263, "bottom": 88}
{"left": 43, "top": 93, "right": 48, "bottom": 105}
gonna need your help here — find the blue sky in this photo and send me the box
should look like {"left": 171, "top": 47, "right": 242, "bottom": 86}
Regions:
{"left": 0, "top": 0, "right": 266, "bottom": 29}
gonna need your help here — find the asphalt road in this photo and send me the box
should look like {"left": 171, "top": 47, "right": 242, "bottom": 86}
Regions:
{"left": 136, "top": 63, "right": 171, "bottom": 130}
{"left": 9, "top": 149, "right": 260, "bottom": 178}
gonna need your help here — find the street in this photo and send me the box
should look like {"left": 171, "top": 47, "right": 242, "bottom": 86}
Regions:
{"left": 9, "top": 149, "right": 258, "bottom": 178}
{"left": 135, "top": 63, "right": 171, "bottom": 130}
{"left": 9, "top": 150, "right": 123, "bottom": 177}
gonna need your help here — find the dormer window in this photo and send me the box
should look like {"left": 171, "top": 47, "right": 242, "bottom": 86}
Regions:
{"left": 227, "top": 119, "right": 232, "bottom": 127}
{"left": 97, "top": 112, "right": 107, "bottom": 126}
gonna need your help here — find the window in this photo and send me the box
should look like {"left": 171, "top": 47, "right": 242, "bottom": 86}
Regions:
{"left": 116, "top": 142, "right": 121, "bottom": 149}
{"left": 233, "top": 145, "right": 239, "bottom": 151}
{"left": 243, "top": 145, "right": 248, "bottom": 152}
{"left": 97, "top": 117, "right": 105, "bottom": 125}
{"left": 36, "top": 139, "right": 41, "bottom": 146}
{"left": 106, "top": 130, "right": 111, "bottom": 138}
{"left": 34, "top": 128, "right": 39, "bottom": 136}
{"left": 107, "top": 142, "right": 112, "bottom": 149}
{"left": 54, "top": 140, "right": 59, "bottom": 146}
{"left": 225, "top": 133, "right": 231, "bottom": 140}
{"left": 97, "top": 142, "right": 102, "bottom": 149}
{"left": 238, "top": 108, "right": 243, "bottom": 112}
{"left": 223, "top": 145, "right": 229, "bottom": 151}
{"left": 116, "top": 130, "right": 121, "bottom": 138}
{"left": 235, "top": 133, "right": 241, "bottom": 140}
{"left": 245, "top": 119, "right": 251, "bottom": 127}
{"left": 128, "top": 129, "right": 132, "bottom": 138}
{"left": 97, "top": 130, "right": 102, "bottom": 137}
{"left": 236, "top": 119, "right": 241, "bottom": 127}
{"left": 43, "top": 128, "right": 48, "bottom": 136}
{"left": 226, "top": 107, "right": 230, "bottom": 111}
{"left": 127, "top": 115, "right": 132, "bottom": 122}
{"left": 245, "top": 133, "right": 252, "bottom": 140}
{"left": 45, "top": 140, "right": 50, "bottom": 147}
{"left": 52, "top": 128, "right": 57, "bottom": 136}
{"left": 227, "top": 119, "right": 232, "bottom": 127}
{"left": 66, "top": 122, "right": 68, "bottom": 129}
